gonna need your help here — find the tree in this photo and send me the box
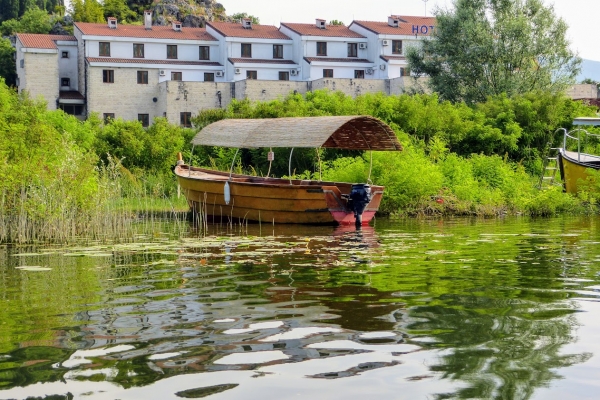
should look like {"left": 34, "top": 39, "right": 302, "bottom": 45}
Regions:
{"left": 0, "top": 38, "right": 16, "bottom": 86}
{"left": 229, "top": 12, "right": 259, "bottom": 25}
{"left": 329, "top": 19, "right": 344, "bottom": 26}
{"left": 407, "top": 0, "right": 581, "bottom": 104}
{"left": 0, "top": 6, "right": 53, "bottom": 35}
{"left": 69, "top": 0, "right": 103, "bottom": 23}
{"left": 103, "top": 0, "right": 135, "bottom": 22}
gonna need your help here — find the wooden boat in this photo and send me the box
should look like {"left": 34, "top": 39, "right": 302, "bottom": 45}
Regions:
{"left": 557, "top": 117, "right": 600, "bottom": 193}
{"left": 174, "top": 116, "right": 403, "bottom": 226}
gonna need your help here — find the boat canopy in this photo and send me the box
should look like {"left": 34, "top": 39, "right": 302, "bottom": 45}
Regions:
{"left": 190, "top": 116, "right": 403, "bottom": 151}
{"left": 573, "top": 117, "right": 600, "bottom": 126}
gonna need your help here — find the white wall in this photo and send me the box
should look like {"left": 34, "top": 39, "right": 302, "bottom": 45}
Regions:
{"left": 57, "top": 42, "right": 79, "bottom": 91}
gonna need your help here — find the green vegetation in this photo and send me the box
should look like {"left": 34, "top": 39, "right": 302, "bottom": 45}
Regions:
{"left": 407, "top": 0, "right": 580, "bottom": 104}
{"left": 1, "top": 73, "right": 600, "bottom": 243}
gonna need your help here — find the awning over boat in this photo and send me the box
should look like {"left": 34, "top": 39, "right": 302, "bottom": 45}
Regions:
{"left": 190, "top": 116, "right": 403, "bottom": 151}
{"left": 573, "top": 117, "right": 600, "bottom": 126}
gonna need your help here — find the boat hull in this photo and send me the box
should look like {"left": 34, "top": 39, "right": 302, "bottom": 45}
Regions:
{"left": 558, "top": 150, "right": 600, "bottom": 193}
{"left": 174, "top": 165, "right": 383, "bottom": 225}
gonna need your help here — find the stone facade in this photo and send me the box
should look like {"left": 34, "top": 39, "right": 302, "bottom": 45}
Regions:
{"left": 158, "top": 81, "right": 233, "bottom": 124}
{"left": 567, "top": 84, "right": 599, "bottom": 100}
{"left": 87, "top": 66, "right": 161, "bottom": 121}
{"left": 19, "top": 52, "right": 59, "bottom": 109}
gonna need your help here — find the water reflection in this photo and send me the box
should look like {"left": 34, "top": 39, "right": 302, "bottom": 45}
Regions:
{"left": 1, "top": 217, "right": 600, "bottom": 399}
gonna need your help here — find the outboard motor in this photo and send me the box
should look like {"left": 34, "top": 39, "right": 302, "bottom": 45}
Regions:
{"left": 349, "top": 184, "right": 372, "bottom": 227}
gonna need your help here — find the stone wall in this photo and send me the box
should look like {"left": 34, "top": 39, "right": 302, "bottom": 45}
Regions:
{"left": 311, "top": 78, "right": 387, "bottom": 97}
{"left": 87, "top": 66, "right": 161, "bottom": 121}
{"left": 567, "top": 84, "right": 599, "bottom": 100}
{"left": 234, "top": 80, "right": 310, "bottom": 101}
{"left": 23, "top": 52, "right": 59, "bottom": 110}
{"left": 159, "top": 81, "right": 234, "bottom": 125}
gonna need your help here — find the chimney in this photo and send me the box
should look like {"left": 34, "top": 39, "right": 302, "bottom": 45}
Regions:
{"left": 144, "top": 10, "right": 152, "bottom": 30}
{"left": 388, "top": 16, "right": 400, "bottom": 28}
{"left": 316, "top": 18, "right": 326, "bottom": 29}
{"left": 172, "top": 20, "right": 182, "bottom": 32}
{"left": 108, "top": 17, "right": 117, "bottom": 29}
{"left": 242, "top": 18, "right": 252, "bottom": 29}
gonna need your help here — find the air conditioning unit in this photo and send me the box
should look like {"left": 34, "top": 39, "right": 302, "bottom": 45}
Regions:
{"left": 234, "top": 68, "right": 241, "bottom": 74}
{"left": 366, "top": 68, "right": 374, "bottom": 75}
{"left": 379, "top": 64, "right": 386, "bottom": 70}
{"left": 359, "top": 43, "right": 367, "bottom": 49}
{"left": 290, "top": 69, "right": 299, "bottom": 76}
{"left": 216, "top": 71, "right": 224, "bottom": 77}
{"left": 159, "top": 70, "right": 166, "bottom": 76}
{"left": 382, "top": 40, "right": 389, "bottom": 46}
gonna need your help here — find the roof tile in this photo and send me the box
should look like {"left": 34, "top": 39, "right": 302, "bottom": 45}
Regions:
{"left": 351, "top": 16, "right": 436, "bottom": 36}
{"left": 207, "top": 21, "right": 290, "bottom": 39}
{"left": 75, "top": 22, "right": 216, "bottom": 41}
{"left": 304, "top": 57, "right": 372, "bottom": 64}
{"left": 17, "top": 34, "right": 76, "bottom": 49}
{"left": 281, "top": 23, "right": 365, "bottom": 38}
{"left": 86, "top": 57, "right": 221, "bottom": 66}
{"left": 228, "top": 58, "right": 297, "bottom": 65}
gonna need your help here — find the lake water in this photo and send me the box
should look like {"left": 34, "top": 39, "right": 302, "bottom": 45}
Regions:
{"left": 1, "top": 217, "right": 600, "bottom": 399}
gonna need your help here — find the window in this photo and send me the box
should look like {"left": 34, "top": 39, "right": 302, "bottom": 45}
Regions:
{"left": 103, "top": 113, "right": 114, "bottom": 123}
{"left": 323, "top": 69, "right": 333, "bottom": 78}
{"left": 400, "top": 67, "right": 411, "bottom": 77}
{"left": 279, "top": 71, "right": 289, "bottom": 81}
{"left": 59, "top": 104, "right": 83, "bottom": 115}
{"left": 137, "top": 70, "right": 148, "bottom": 84}
{"left": 348, "top": 43, "right": 358, "bottom": 57}
{"left": 133, "top": 43, "right": 144, "bottom": 58}
{"left": 61, "top": 78, "right": 70, "bottom": 87}
{"left": 246, "top": 70, "right": 257, "bottom": 80}
{"left": 204, "top": 72, "right": 215, "bottom": 82}
{"left": 138, "top": 114, "right": 149, "bottom": 127}
{"left": 241, "top": 43, "right": 252, "bottom": 58}
{"left": 392, "top": 40, "right": 402, "bottom": 54}
{"left": 171, "top": 71, "right": 182, "bottom": 81}
{"left": 273, "top": 44, "right": 283, "bottom": 59}
{"left": 102, "top": 69, "right": 114, "bottom": 83}
{"left": 354, "top": 70, "right": 365, "bottom": 79}
{"left": 61, "top": 51, "right": 69, "bottom": 58}
{"left": 317, "top": 42, "right": 327, "bottom": 56}
{"left": 99, "top": 42, "right": 110, "bottom": 57}
{"left": 199, "top": 46, "right": 210, "bottom": 60}
{"left": 180, "top": 112, "right": 192, "bottom": 127}
{"left": 167, "top": 45, "right": 178, "bottom": 59}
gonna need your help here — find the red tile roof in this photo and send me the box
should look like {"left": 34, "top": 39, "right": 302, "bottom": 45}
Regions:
{"left": 304, "top": 57, "right": 372, "bottom": 64}
{"left": 86, "top": 57, "right": 221, "bottom": 66}
{"left": 207, "top": 21, "right": 290, "bottom": 39}
{"left": 351, "top": 16, "right": 436, "bottom": 36}
{"left": 281, "top": 23, "right": 365, "bottom": 38}
{"left": 59, "top": 91, "right": 85, "bottom": 100}
{"left": 380, "top": 55, "right": 407, "bottom": 61}
{"left": 17, "top": 34, "right": 76, "bottom": 49}
{"left": 228, "top": 58, "right": 296, "bottom": 65}
{"left": 75, "top": 22, "right": 216, "bottom": 41}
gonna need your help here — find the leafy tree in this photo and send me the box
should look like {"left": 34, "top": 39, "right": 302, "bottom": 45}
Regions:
{"left": 407, "top": 0, "right": 581, "bottom": 104}
{"left": 229, "top": 12, "right": 259, "bottom": 25}
{"left": 0, "top": 6, "right": 52, "bottom": 35}
{"left": 103, "top": 0, "right": 135, "bottom": 23}
{"left": 581, "top": 78, "right": 600, "bottom": 89}
{"left": 69, "top": 0, "right": 103, "bottom": 23}
{"left": 0, "top": 38, "right": 16, "bottom": 86}
{"left": 329, "top": 19, "right": 344, "bottom": 26}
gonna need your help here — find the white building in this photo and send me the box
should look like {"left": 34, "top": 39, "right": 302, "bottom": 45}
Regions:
{"left": 15, "top": 15, "right": 436, "bottom": 126}
{"left": 206, "top": 19, "right": 299, "bottom": 82}
{"left": 349, "top": 15, "right": 436, "bottom": 79}
{"left": 279, "top": 19, "right": 372, "bottom": 81}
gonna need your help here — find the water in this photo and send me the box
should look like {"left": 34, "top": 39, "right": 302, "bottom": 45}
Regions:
{"left": 1, "top": 217, "right": 600, "bottom": 399}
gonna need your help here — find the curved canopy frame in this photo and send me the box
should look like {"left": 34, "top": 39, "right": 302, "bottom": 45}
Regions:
{"left": 190, "top": 116, "right": 403, "bottom": 151}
